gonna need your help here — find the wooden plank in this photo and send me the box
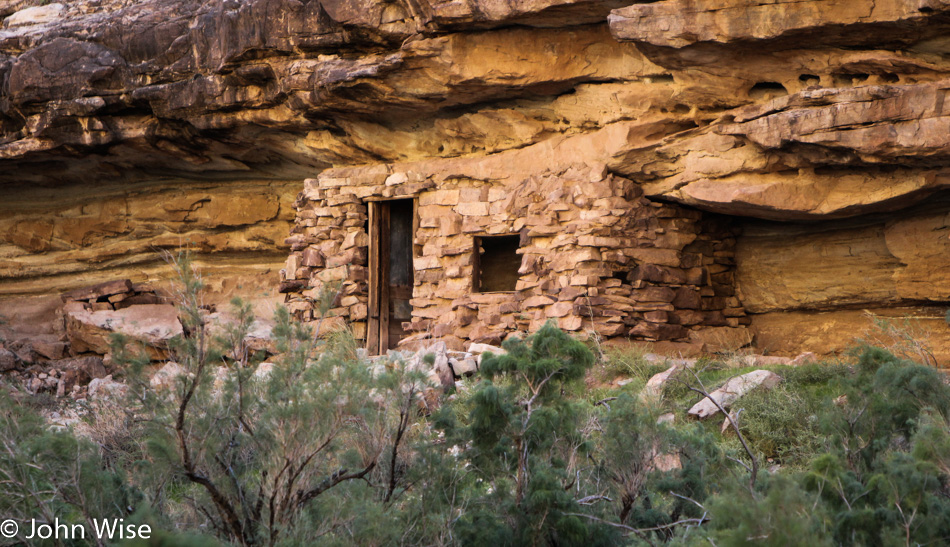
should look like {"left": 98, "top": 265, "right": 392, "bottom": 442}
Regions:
{"left": 379, "top": 203, "right": 391, "bottom": 351}
{"left": 366, "top": 201, "right": 380, "bottom": 355}
{"left": 409, "top": 198, "right": 422, "bottom": 266}
{"left": 472, "top": 236, "right": 481, "bottom": 293}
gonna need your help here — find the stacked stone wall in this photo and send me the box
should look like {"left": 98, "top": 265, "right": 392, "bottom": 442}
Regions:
{"left": 283, "top": 166, "right": 746, "bottom": 350}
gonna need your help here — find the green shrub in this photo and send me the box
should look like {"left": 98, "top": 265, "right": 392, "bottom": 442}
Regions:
{"left": 9, "top": 250, "right": 950, "bottom": 547}
{"left": 738, "top": 385, "right": 822, "bottom": 465}
{"left": 112, "top": 254, "right": 433, "bottom": 546}
{"left": 444, "top": 322, "right": 620, "bottom": 546}
{"left": 0, "top": 390, "right": 136, "bottom": 545}
{"left": 703, "top": 473, "right": 833, "bottom": 546}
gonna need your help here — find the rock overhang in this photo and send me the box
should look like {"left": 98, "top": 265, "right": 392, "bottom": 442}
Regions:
{"left": 1, "top": 0, "right": 950, "bottom": 360}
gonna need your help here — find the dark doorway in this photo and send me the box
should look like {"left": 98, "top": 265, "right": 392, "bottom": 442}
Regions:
{"left": 367, "top": 199, "right": 416, "bottom": 354}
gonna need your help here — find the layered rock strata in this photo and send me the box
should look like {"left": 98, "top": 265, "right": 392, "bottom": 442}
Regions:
{"left": 1, "top": 0, "right": 950, "bottom": 360}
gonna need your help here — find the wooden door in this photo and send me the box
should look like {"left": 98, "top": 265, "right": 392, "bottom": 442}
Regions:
{"left": 367, "top": 199, "right": 415, "bottom": 355}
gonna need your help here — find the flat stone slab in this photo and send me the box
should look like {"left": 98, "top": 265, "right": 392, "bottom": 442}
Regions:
{"left": 688, "top": 369, "right": 782, "bottom": 419}
{"left": 66, "top": 304, "right": 183, "bottom": 357}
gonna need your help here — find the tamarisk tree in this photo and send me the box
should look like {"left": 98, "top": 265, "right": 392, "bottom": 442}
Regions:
{"left": 121, "top": 256, "right": 428, "bottom": 546}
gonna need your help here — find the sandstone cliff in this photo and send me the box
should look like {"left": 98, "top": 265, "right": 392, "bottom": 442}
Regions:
{"left": 2, "top": 0, "right": 950, "bottom": 360}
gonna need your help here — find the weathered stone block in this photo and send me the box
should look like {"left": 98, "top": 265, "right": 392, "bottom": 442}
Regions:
{"left": 455, "top": 202, "right": 489, "bottom": 216}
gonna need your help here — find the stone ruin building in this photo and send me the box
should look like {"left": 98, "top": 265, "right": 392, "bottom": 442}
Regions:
{"left": 281, "top": 156, "right": 745, "bottom": 353}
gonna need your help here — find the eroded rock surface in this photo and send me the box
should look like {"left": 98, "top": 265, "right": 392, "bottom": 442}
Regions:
{"left": 65, "top": 303, "right": 183, "bottom": 357}
{"left": 2, "top": 0, "right": 950, "bottom": 360}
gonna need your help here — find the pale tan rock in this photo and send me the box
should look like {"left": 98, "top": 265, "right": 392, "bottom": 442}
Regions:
{"left": 641, "top": 363, "right": 680, "bottom": 401}
{"left": 5, "top": 3, "right": 64, "bottom": 26}
{"left": 450, "top": 357, "right": 478, "bottom": 377}
{"left": 253, "top": 362, "right": 275, "bottom": 380}
{"left": 610, "top": 0, "right": 949, "bottom": 47}
{"left": 87, "top": 375, "right": 128, "bottom": 401}
{"left": 150, "top": 361, "right": 187, "bottom": 391}
{"left": 721, "top": 411, "right": 738, "bottom": 435}
{"left": 750, "top": 307, "right": 950, "bottom": 365}
{"left": 208, "top": 366, "right": 229, "bottom": 392}
{"left": 205, "top": 312, "right": 277, "bottom": 356}
{"left": 66, "top": 304, "right": 183, "bottom": 358}
{"left": 688, "top": 370, "right": 783, "bottom": 419}
{"left": 652, "top": 452, "right": 682, "bottom": 472}
{"left": 468, "top": 343, "right": 505, "bottom": 355}
{"left": 748, "top": 355, "right": 793, "bottom": 367}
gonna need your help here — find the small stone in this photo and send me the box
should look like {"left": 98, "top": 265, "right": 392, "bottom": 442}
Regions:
{"left": 641, "top": 363, "right": 680, "bottom": 401}
{"left": 750, "top": 354, "right": 792, "bottom": 366}
{"left": 721, "top": 410, "right": 738, "bottom": 434}
{"left": 450, "top": 357, "right": 478, "bottom": 377}
{"left": 87, "top": 375, "right": 128, "bottom": 400}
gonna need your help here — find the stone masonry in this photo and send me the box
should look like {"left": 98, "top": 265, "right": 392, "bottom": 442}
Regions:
{"left": 282, "top": 159, "right": 746, "bottom": 352}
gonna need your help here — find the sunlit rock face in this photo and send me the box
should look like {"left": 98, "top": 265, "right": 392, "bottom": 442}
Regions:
{"left": 3, "top": 0, "right": 950, "bottom": 360}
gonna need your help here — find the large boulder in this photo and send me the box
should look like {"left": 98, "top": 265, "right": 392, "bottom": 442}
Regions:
{"left": 450, "top": 356, "right": 478, "bottom": 377}
{"left": 469, "top": 343, "right": 506, "bottom": 369}
{"left": 65, "top": 304, "right": 183, "bottom": 359}
{"left": 4, "top": 3, "right": 65, "bottom": 26}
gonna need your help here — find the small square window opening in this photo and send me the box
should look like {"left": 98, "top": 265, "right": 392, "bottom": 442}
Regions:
{"left": 474, "top": 235, "right": 521, "bottom": 292}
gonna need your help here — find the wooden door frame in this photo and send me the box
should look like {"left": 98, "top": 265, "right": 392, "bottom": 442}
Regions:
{"left": 366, "top": 197, "right": 418, "bottom": 355}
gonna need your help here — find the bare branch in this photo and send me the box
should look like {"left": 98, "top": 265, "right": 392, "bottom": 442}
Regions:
{"left": 668, "top": 491, "right": 706, "bottom": 511}
{"left": 681, "top": 368, "right": 758, "bottom": 489}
